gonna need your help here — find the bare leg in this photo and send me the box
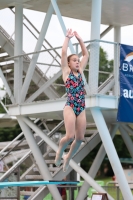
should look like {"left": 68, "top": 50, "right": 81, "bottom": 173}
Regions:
{"left": 63, "top": 139, "right": 83, "bottom": 172}
{"left": 63, "top": 110, "right": 86, "bottom": 172}
{"left": 55, "top": 137, "right": 73, "bottom": 166}
{"left": 55, "top": 106, "right": 76, "bottom": 166}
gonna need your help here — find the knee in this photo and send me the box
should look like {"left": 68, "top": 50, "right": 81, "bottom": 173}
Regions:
{"left": 65, "top": 131, "right": 75, "bottom": 141}
{"left": 66, "top": 136, "right": 74, "bottom": 142}
{"left": 75, "top": 137, "right": 84, "bottom": 143}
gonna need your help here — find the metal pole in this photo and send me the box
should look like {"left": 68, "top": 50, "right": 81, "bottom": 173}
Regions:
{"left": 0, "top": 132, "right": 23, "bottom": 156}
{"left": 69, "top": 160, "right": 114, "bottom": 200}
{"left": 17, "top": 116, "right": 62, "bottom": 200}
{"left": 17, "top": 167, "right": 20, "bottom": 200}
{"left": 89, "top": 0, "right": 102, "bottom": 94}
{"left": 51, "top": 0, "right": 75, "bottom": 53}
{"left": 121, "top": 124, "right": 133, "bottom": 137}
{"left": 20, "top": 3, "right": 54, "bottom": 102}
{"left": 22, "top": 117, "right": 114, "bottom": 200}
{"left": 25, "top": 70, "right": 62, "bottom": 103}
{"left": 14, "top": 4, "right": 23, "bottom": 104}
{"left": 76, "top": 124, "right": 119, "bottom": 200}
{"left": 117, "top": 186, "right": 120, "bottom": 200}
{"left": 90, "top": 107, "right": 133, "bottom": 200}
{"left": 78, "top": 26, "right": 113, "bottom": 58}
{"left": 0, "top": 68, "right": 15, "bottom": 104}
{"left": 10, "top": 8, "right": 61, "bottom": 65}
{"left": 119, "top": 126, "right": 133, "bottom": 158}
{"left": 114, "top": 26, "right": 121, "bottom": 96}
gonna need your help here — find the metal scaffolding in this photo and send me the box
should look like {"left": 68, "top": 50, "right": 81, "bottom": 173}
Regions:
{"left": 0, "top": 0, "right": 133, "bottom": 200}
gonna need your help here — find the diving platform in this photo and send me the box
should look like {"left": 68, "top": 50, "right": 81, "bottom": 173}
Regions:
{"left": 8, "top": 94, "right": 118, "bottom": 124}
{"left": 0, "top": 0, "right": 133, "bottom": 200}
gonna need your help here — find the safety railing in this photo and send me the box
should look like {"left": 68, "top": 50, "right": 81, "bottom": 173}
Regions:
{"left": 0, "top": 120, "right": 64, "bottom": 182}
{"left": 4, "top": 39, "right": 119, "bottom": 98}
{"left": 104, "top": 181, "right": 133, "bottom": 200}
{"left": 0, "top": 19, "right": 119, "bottom": 99}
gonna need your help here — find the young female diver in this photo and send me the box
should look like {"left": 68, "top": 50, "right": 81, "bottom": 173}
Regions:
{"left": 55, "top": 29, "right": 89, "bottom": 172}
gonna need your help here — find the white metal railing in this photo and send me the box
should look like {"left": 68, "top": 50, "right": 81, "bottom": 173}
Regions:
{"left": 0, "top": 120, "right": 64, "bottom": 182}
{"left": 0, "top": 18, "right": 120, "bottom": 98}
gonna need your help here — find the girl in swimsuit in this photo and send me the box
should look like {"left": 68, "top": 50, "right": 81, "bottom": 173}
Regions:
{"left": 55, "top": 29, "right": 89, "bottom": 172}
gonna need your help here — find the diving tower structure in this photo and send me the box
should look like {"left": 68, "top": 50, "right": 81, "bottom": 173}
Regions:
{"left": 0, "top": 0, "right": 133, "bottom": 200}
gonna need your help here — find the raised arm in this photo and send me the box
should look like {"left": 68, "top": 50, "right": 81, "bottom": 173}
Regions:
{"left": 61, "top": 29, "right": 74, "bottom": 69}
{"left": 61, "top": 29, "right": 75, "bottom": 83}
{"left": 74, "top": 31, "right": 89, "bottom": 71}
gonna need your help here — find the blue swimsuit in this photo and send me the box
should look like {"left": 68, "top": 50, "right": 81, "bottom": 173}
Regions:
{"left": 65, "top": 71, "right": 85, "bottom": 117}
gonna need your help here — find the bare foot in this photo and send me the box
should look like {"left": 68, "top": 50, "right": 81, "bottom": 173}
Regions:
{"left": 63, "top": 155, "right": 70, "bottom": 172}
{"left": 55, "top": 152, "right": 62, "bottom": 167}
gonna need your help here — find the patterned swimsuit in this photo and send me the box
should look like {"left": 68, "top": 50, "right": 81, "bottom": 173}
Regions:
{"left": 65, "top": 71, "right": 85, "bottom": 117}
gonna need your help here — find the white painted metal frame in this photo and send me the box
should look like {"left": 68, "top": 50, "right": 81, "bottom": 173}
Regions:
{"left": 89, "top": 0, "right": 102, "bottom": 94}
{"left": 0, "top": 68, "right": 15, "bottom": 103}
{"left": 17, "top": 116, "right": 62, "bottom": 200}
{"left": 13, "top": 2, "right": 63, "bottom": 200}
{"left": 76, "top": 124, "right": 119, "bottom": 200}
{"left": 22, "top": 116, "right": 114, "bottom": 200}
{"left": 90, "top": 108, "right": 133, "bottom": 200}
{"left": 114, "top": 26, "right": 121, "bottom": 98}
{"left": 14, "top": 4, "right": 23, "bottom": 104}
{"left": 0, "top": 0, "right": 132, "bottom": 199}
{"left": 119, "top": 126, "right": 133, "bottom": 159}
{"left": 20, "top": 3, "right": 54, "bottom": 102}
{"left": 25, "top": 70, "right": 62, "bottom": 103}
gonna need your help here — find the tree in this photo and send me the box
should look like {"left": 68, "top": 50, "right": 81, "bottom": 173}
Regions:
{"left": 98, "top": 47, "right": 113, "bottom": 86}
{"left": 0, "top": 98, "right": 21, "bottom": 142}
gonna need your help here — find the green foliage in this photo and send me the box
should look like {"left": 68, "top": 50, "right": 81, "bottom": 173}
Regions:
{"left": 81, "top": 142, "right": 102, "bottom": 173}
{"left": 113, "top": 135, "right": 131, "bottom": 158}
{"left": 81, "top": 135, "right": 131, "bottom": 178}
{"left": 99, "top": 47, "right": 113, "bottom": 86}
{"left": 0, "top": 124, "right": 21, "bottom": 142}
{"left": 54, "top": 75, "right": 66, "bottom": 96}
{"left": 0, "top": 96, "right": 21, "bottom": 142}
{"left": 0, "top": 103, "right": 6, "bottom": 113}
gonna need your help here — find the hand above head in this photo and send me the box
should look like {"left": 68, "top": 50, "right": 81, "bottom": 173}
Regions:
{"left": 66, "top": 29, "right": 75, "bottom": 39}
{"left": 74, "top": 31, "right": 82, "bottom": 41}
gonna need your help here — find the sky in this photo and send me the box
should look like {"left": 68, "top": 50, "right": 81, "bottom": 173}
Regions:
{"left": 0, "top": 7, "right": 133, "bottom": 87}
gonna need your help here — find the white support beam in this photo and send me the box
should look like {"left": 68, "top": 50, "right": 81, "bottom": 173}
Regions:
{"left": 119, "top": 126, "right": 133, "bottom": 159}
{"left": 90, "top": 108, "right": 133, "bottom": 200}
{"left": 51, "top": 0, "right": 74, "bottom": 53}
{"left": 25, "top": 70, "right": 62, "bottom": 103}
{"left": 114, "top": 26, "right": 121, "bottom": 96}
{"left": 20, "top": 3, "right": 54, "bottom": 102}
{"left": 17, "top": 116, "right": 62, "bottom": 200}
{"left": 76, "top": 124, "right": 119, "bottom": 200}
{"left": 23, "top": 63, "right": 59, "bottom": 99}
{"left": 0, "top": 68, "right": 15, "bottom": 104}
{"left": 121, "top": 124, "right": 133, "bottom": 137}
{"left": 89, "top": 0, "right": 102, "bottom": 94}
{"left": 99, "top": 77, "right": 115, "bottom": 94}
{"left": 14, "top": 3, "right": 23, "bottom": 104}
{"left": 69, "top": 162, "right": 114, "bottom": 200}
{"left": 22, "top": 117, "right": 114, "bottom": 200}
{"left": 100, "top": 25, "right": 113, "bottom": 38}
{"left": 78, "top": 25, "right": 114, "bottom": 58}
{"left": 8, "top": 94, "right": 118, "bottom": 117}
